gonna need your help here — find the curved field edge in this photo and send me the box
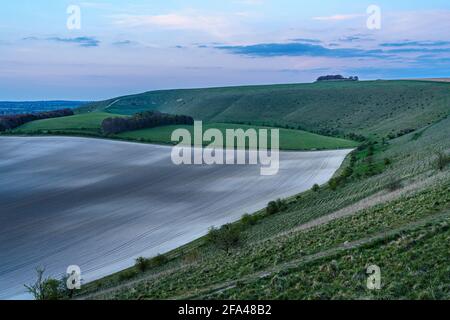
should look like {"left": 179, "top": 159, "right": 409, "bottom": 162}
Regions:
{"left": 6, "top": 113, "right": 358, "bottom": 151}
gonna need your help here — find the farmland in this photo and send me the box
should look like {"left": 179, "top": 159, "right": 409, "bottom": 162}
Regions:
{"left": 73, "top": 83, "right": 450, "bottom": 300}
{"left": 2, "top": 79, "right": 449, "bottom": 300}
{"left": 10, "top": 113, "right": 357, "bottom": 151}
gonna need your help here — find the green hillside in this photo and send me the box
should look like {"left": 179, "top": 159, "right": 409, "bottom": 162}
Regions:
{"left": 11, "top": 113, "right": 357, "bottom": 151}
{"left": 117, "top": 123, "right": 358, "bottom": 150}
{"left": 80, "top": 80, "right": 450, "bottom": 138}
{"left": 76, "top": 112, "right": 450, "bottom": 300}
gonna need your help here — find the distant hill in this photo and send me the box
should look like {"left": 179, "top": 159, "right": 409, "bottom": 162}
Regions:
{"left": 80, "top": 80, "right": 450, "bottom": 138}
{"left": 0, "top": 101, "right": 89, "bottom": 115}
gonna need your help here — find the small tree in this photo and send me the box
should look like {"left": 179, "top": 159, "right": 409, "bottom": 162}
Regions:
{"left": 25, "top": 267, "right": 62, "bottom": 300}
{"left": 266, "top": 199, "right": 287, "bottom": 215}
{"left": 267, "top": 201, "right": 279, "bottom": 215}
{"left": 135, "top": 257, "right": 150, "bottom": 272}
{"left": 329, "top": 178, "right": 338, "bottom": 191}
{"left": 312, "top": 184, "right": 320, "bottom": 192}
{"left": 241, "top": 213, "right": 258, "bottom": 226}
{"left": 207, "top": 224, "right": 243, "bottom": 254}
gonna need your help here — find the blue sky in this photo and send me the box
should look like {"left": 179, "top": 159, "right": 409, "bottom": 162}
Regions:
{"left": 1, "top": 0, "right": 450, "bottom": 100}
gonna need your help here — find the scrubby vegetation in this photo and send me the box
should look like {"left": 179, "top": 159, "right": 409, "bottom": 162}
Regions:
{"left": 25, "top": 267, "right": 74, "bottom": 300}
{"left": 135, "top": 254, "right": 169, "bottom": 273}
{"left": 266, "top": 199, "right": 287, "bottom": 215}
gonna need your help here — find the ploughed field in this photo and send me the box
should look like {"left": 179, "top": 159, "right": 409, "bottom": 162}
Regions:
{"left": 0, "top": 136, "right": 351, "bottom": 299}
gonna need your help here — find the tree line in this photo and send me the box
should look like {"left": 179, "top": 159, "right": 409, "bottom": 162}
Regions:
{"left": 101, "top": 111, "right": 194, "bottom": 135}
{"left": 0, "top": 109, "right": 74, "bottom": 132}
{"left": 316, "top": 75, "right": 359, "bottom": 82}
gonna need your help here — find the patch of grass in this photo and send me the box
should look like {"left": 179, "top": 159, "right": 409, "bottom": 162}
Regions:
{"left": 11, "top": 112, "right": 120, "bottom": 135}
{"left": 9, "top": 113, "right": 358, "bottom": 151}
{"left": 81, "top": 180, "right": 449, "bottom": 300}
{"left": 117, "top": 123, "right": 358, "bottom": 150}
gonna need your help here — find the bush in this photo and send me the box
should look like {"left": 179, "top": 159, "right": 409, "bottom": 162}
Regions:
{"left": 267, "top": 201, "right": 279, "bottom": 215}
{"left": 384, "top": 158, "right": 392, "bottom": 166}
{"left": 135, "top": 257, "right": 150, "bottom": 272}
{"left": 241, "top": 213, "right": 258, "bottom": 226}
{"left": 328, "top": 178, "right": 339, "bottom": 191}
{"left": 150, "top": 254, "right": 169, "bottom": 267}
{"left": 312, "top": 184, "right": 320, "bottom": 192}
{"left": 24, "top": 267, "right": 65, "bottom": 300}
{"left": 134, "top": 254, "right": 168, "bottom": 273}
{"left": 206, "top": 224, "right": 244, "bottom": 254}
{"left": 119, "top": 269, "right": 138, "bottom": 282}
{"left": 266, "top": 199, "right": 287, "bottom": 215}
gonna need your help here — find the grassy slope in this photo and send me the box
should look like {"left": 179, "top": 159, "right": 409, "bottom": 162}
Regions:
{"left": 11, "top": 114, "right": 357, "bottom": 151}
{"left": 12, "top": 112, "right": 119, "bottom": 136}
{"left": 77, "top": 113, "right": 450, "bottom": 300}
{"left": 81, "top": 80, "right": 450, "bottom": 138}
{"left": 117, "top": 123, "right": 358, "bottom": 150}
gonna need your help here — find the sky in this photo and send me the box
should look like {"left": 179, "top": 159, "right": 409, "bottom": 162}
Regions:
{"left": 1, "top": 0, "right": 450, "bottom": 100}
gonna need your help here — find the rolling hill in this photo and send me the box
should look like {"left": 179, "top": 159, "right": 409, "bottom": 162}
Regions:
{"left": 4, "top": 80, "right": 450, "bottom": 299}
{"left": 70, "top": 80, "right": 450, "bottom": 300}
{"left": 80, "top": 80, "right": 450, "bottom": 138}
{"left": 75, "top": 113, "right": 450, "bottom": 300}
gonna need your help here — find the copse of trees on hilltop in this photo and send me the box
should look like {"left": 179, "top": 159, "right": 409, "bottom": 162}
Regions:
{"left": 0, "top": 109, "right": 74, "bottom": 132}
{"left": 316, "top": 75, "right": 359, "bottom": 82}
{"left": 101, "top": 111, "right": 194, "bottom": 135}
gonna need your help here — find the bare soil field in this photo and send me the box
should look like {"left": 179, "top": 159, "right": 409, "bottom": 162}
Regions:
{"left": 0, "top": 137, "right": 351, "bottom": 299}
